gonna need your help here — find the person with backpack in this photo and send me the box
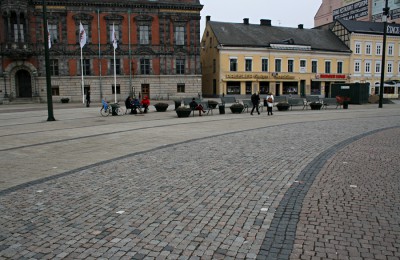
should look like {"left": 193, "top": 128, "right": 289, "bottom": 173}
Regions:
{"left": 250, "top": 92, "right": 260, "bottom": 115}
{"left": 266, "top": 92, "right": 274, "bottom": 115}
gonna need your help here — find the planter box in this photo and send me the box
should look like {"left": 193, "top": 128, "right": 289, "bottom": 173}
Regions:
{"left": 154, "top": 103, "right": 169, "bottom": 112}
{"left": 276, "top": 103, "right": 289, "bottom": 111}
{"left": 230, "top": 104, "right": 244, "bottom": 114}
{"left": 176, "top": 109, "right": 192, "bottom": 117}
{"left": 309, "top": 103, "right": 322, "bottom": 110}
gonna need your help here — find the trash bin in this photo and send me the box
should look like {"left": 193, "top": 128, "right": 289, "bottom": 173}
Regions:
{"left": 343, "top": 101, "right": 349, "bottom": 109}
{"left": 219, "top": 104, "right": 225, "bottom": 114}
{"left": 110, "top": 103, "right": 119, "bottom": 116}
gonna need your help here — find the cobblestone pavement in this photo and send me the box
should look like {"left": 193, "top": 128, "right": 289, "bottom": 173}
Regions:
{"left": 0, "top": 103, "right": 399, "bottom": 259}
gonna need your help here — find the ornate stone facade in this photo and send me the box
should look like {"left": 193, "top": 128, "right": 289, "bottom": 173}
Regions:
{"left": 0, "top": 0, "right": 203, "bottom": 103}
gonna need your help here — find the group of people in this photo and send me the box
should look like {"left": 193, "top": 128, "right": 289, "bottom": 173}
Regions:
{"left": 251, "top": 92, "right": 274, "bottom": 116}
{"left": 125, "top": 96, "right": 150, "bottom": 114}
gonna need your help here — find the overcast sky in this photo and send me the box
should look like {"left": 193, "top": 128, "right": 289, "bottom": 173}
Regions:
{"left": 200, "top": 0, "right": 322, "bottom": 32}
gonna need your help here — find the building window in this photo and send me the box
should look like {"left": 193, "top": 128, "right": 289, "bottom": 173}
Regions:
{"left": 175, "top": 26, "right": 185, "bottom": 46}
{"left": 354, "top": 60, "right": 361, "bottom": 73}
{"left": 388, "top": 44, "right": 394, "bottom": 56}
{"left": 140, "top": 58, "right": 150, "bottom": 75}
{"left": 376, "top": 43, "right": 382, "bottom": 55}
{"left": 139, "top": 25, "right": 149, "bottom": 45}
{"left": 275, "top": 59, "right": 281, "bottom": 72}
{"left": 51, "top": 86, "right": 59, "bottom": 96}
{"left": 387, "top": 61, "right": 393, "bottom": 73}
{"left": 177, "top": 83, "right": 185, "bottom": 93}
{"left": 288, "top": 59, "right": 294, "bottom": 72}
{"left": 365, "top": 61, "right": 371, "bottom": 73}
{"left": 365, "top": 43, "right": 372, "bottom": 55}
{"left": 337, "top": 61, "right": 343, "bottom": 74}
{"left": 312, "top": 60, "right": 318, "bottom": 73}
{"left": 111, "top": 84, "right": 121, "bottom": 94}
{"left": 176, "top": 59, "right": 185, "bottom": 74}
{"left": 245, "top": 81, "right": 252, "bottom": 94}
{"left": 110, "top": 59, "right": 121, "bottom": 75}
{"left": 80, "top": 59, "right": 91, "bottom": 75}
{"left": 355, "top": 42, "right": 361, "bottom": 54}
{"left": 227, "top": 82, "right": 240, "bottom": 94}
{"left": 262, "top": 58, "right": 268, "bottom": 72}
{"left": 245, "top": 58, "right": 252, "bottom": 72}
{"left": 325, "top": 61, "right": 331, "bottom": 74}
{"left": 13, "top": 24, "right": 24, "bottom": 42}
{"left": 300, "top": 60, "right": 306, "bottom": 73}
{"left": 375, "top": 61, "right": 381, "bottom": 73}
{"left": 48, "top": 23, "right": 58, "bottom": 44}
{"left": 230, "top": 58, "right": 237, "bottom": 72}
{"left": 50, "top": 59, "right": 59, "bottom": 76}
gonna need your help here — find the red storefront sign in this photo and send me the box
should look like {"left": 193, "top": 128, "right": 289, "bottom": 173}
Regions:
{"left": 317, "top": 74, "right": 346, "bottom": 79}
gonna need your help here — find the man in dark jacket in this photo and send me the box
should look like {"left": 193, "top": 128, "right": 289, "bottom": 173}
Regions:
{"left": 250, "top": 92, "right": 260, "bottom": 115}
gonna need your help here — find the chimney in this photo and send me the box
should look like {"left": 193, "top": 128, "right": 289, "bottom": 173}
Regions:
{"left": 298, "top": 24, "right": 304, "bottom": 29}
{"left": 260, "top": 19, "right": 272, "bottom": 26}
{"left": 206, "top": 16, "right": 211, "bottom": 22}
{"left": 243, "top": 18, "right": 249, "bottom": 25}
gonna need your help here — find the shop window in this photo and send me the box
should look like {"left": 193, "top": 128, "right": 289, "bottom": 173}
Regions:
{"left": 283, "top": 84, "right": 298, "bottom": 95}
{"left": 259, "top": 82, "right": 269, "bottom": 94}
{"left": 227, "top": 82, "right": 240, "bottom": 94}
{"left": 311, "top": 82, "right": 321, "bottom": 95}
{"left": 245, "top": 81, "right": 252, "bottom": 94}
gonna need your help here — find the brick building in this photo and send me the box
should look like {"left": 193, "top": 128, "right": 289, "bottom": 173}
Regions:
{"left": 0, "top": 0, "right": 203, "bottom": 103}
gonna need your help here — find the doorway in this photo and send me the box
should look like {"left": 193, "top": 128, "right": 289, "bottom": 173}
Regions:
{"left": 16, "top": 70, "right": 32, "bottom": 98}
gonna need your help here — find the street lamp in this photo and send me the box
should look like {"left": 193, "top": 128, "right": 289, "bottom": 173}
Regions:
{"left": 379, "top": 0, "right": 389, "bottom": 108}
{"left": 42, "top": 0, "right": 55, "bottom": 121}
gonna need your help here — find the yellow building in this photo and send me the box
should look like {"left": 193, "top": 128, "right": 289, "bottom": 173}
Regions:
{"left": 332, "top": 19, "right": 400, "bottom": 98}
{"left": 201, "top": 17, "right": 352, "bottom": 98}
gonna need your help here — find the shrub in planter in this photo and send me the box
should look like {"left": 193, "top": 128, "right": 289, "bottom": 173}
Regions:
{"left": 309, "top": 102, "right": 322, "bottom": 110}
{"left": 154, "top": 102, "right": 169, "bottom": 112}
{"left": 208, "top": 100, "right": 218, "bottom": 109}
{"left": 276, "top": 102, "right": 290, "bottom": 111}
{"left": 229, "top": 103, "right": 244, "bottom": 114}
{"left": 175, "top": 106, "right": 192, "bottom": 117}
{"left": 61, "top": 98, "right": 70, "bottom": 103}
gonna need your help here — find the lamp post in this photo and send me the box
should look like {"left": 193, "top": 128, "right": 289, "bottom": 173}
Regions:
{"left": 379, "top": 0, "right": 389, "bottom": 108}
{"left": 42, "top": 0, "right": 55, "bottom": 121}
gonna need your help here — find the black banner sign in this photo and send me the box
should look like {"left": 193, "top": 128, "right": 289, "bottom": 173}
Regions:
{"left": 333, "top": 0, "right": 368, "bottom": 20}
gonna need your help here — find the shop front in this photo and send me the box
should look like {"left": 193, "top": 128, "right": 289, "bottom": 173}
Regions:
{"left": 313, "top": 74, "right": 348, "bottom": 98}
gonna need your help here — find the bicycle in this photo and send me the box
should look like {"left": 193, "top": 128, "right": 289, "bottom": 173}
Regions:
{"left": 100, "top": 102, "right": 125, "bottom": 116}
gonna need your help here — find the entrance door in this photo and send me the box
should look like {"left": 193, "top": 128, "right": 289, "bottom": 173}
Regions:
{"left": 300, "top": 80, "right": 306, "bottom": 97}
{"left": 141, "top": 84, "right": 150, "bottom": 98}
{"left": 324, "top": 82, "right": 331, "bottom": 98}
{"left": 16, "top": 70, "right": 32, "bottom": 97}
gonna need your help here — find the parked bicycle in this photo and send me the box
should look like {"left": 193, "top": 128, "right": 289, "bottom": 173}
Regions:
{"left": 100, "top": 100, "right": 124, "bottom": 116}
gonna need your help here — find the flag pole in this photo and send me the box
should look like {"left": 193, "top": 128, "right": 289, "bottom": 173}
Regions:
{"left": 114, "top": 47, "right": 117, "bottom": 103}
{"left": 81, "top": 47, "right": 84, "bottom": 104}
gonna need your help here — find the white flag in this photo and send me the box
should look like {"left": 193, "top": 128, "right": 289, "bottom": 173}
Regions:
{"left": 112, "top": 23, "right": 118, "bottom": 49}
{"left": 79, "top": 22, "right": 87, "bottom": 48}
{"left": 47, "top": 22, "right": 51, "bottom": 49}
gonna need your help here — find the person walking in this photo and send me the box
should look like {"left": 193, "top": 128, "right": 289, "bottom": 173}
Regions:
{"left": 266, "top": 92, "right": 274, "bottom": 115}
{"left": 86, "top": 91, "right": 91, "bottom": 107}
{"left": 250, "top": 92, "right": 260, "bottom": 115}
